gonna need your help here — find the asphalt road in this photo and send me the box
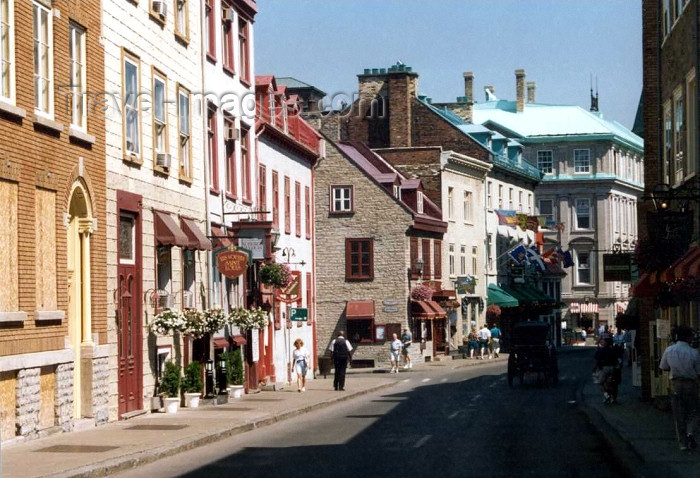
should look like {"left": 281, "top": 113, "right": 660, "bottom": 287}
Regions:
{"left": 115, "top": 351, "right": 628, "bottom": 478}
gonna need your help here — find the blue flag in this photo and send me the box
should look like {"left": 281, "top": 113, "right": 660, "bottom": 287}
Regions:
{"left": 526, "top": 246, "right": 546, "bottom": 272}
{"left": 508, "top": 244, "right": 528, "bottom": 265}
{"left": 557, "top": 248, "right": 573, "bottom": 268}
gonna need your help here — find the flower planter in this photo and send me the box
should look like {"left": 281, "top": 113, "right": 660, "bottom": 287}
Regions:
{"left": 184, "top": 392, "right": 201, "bottom": 408}
{"left": 164, "top": 397, "right": 180, "bottom": 414}
{"left": 228, "top": 385, "right": 244, "bottom": 399}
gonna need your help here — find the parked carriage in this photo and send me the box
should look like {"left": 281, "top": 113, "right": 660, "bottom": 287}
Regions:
{"left": 507, "top": 322, "right": 558, "bottom": 386}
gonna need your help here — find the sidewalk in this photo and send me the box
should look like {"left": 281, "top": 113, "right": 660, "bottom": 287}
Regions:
{"left": 578, "top": 348, "right": 700, "bottom": 478}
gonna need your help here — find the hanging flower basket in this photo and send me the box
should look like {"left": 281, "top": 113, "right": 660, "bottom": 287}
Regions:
{"left": 228, "top": 307, "right": 268, "bottom": 330}
{"left": 410, "top": 283, "right": 434, "bottom": 301}
{"left": 486, "top": 304, "right": 502, "bottom": 322}
{"left": 634, "top": 237, "right": 683, "bottom": 274}
{"left": 202, "top": 308, "right": 227, "bottom": 334}
{"left": 182, "top": 308, "right": 205, "bottom": 337}
{"left": 259, "top": 263, "right": 292, "bottom": 288}
{"left": 150, "top": 308, "right": 187, "bottom": 335}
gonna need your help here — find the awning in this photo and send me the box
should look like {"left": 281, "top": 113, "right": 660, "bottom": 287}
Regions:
{"left": 346, "top": 300, "right": 375, "bottom": 320}
{"left": 631, "top": 272, "right": 660, "bottom": 297}
{"left": 569, "top": 302, "right": 580, "bottom": 314}
{"left": 501, "top": 284, "right": 555, "bottom": 306}
{"left": 580, "top": 302, "right": 599, "bottom": 314}
{"left": 432, "top": 289, "right": 456, "bottom": 300}
{"left": 210, "top": 226, "right": 232, "bottom": 249}
{"left": 213, "top": 337, "right": 229, "bottom": 349}
{"left": 487, "top": 284, "right": 518, "bottom": 307}
{"left": 231, "top": 334, "right": 247, "bottom": 345}
{"left": 426, "top": 300, "right": 447, "bottom": 318}
{"left": 411, "top": 301, "right": 436, "bottom": 319}
{"left": 154, "top": 211, "right": 189, "bottom": 247}
{"left": 180, "top": 218, "right": 212, "bottom": 251}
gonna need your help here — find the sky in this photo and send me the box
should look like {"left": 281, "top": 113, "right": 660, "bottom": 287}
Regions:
{"left": 254, "top": 0, "right": 643, "bottom": 130}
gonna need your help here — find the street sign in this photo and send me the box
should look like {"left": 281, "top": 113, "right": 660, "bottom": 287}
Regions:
{"left": 290, "top": 308, "right": 308, "bottom": 321}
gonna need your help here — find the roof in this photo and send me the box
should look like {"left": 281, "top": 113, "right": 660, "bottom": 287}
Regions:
{"left": 275, "top": 77, "right": 327, "bottom": 96}
{"left": 472, "top": 101, "right": 643, "bottom": 152}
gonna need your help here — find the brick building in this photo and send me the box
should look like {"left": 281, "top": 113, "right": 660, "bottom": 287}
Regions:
{"left": 0, "top": 0, "right": 107, "bottom": 442}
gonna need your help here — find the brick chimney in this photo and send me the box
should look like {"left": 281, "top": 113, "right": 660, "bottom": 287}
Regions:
{"left": 515, "top": 69, "right": 525, "bottom": 112}
{"left": 387, "top": 68, "right": 418, "bottom": 147}
{"left": 463, "top": 71, "right": 474, "bottom": 122}
{"left": 527, "top": 81, "right": 536, "bottom": 103}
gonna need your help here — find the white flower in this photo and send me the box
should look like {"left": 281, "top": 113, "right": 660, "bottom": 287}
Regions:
{"left": 228, "top": 307, "right": 268, "bottom": 330}
{"left": 150, "top": 308, "right": 187, "bottom": 335}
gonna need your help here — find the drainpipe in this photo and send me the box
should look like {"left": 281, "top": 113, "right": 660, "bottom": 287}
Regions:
{"left": 200, "top": 3, "right": 213, "bottom": 310}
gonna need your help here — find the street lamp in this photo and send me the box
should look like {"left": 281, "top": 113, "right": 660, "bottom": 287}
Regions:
{"left": 414, "top": 257, "right": 424, "bottom": 279}
{"left": 217, "top": 355, "right": 227, "bottom": 394}
{"left": 204, "top": 359, "right": 214, "bottom": 398}
{"left": 279, "top": 247, "right": 306, "bottom": 266}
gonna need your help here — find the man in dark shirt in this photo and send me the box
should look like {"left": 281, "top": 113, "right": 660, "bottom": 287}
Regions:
{"left": 329, "top": 331, "right": 353, "bottom": 391}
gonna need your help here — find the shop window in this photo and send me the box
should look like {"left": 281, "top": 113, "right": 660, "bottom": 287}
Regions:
{"left": 348, "top": 319, "right": 374, "bottom": 343}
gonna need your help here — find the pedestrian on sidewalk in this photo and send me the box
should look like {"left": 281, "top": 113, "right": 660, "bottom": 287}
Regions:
{"left": 389, "top": 333, "right": 402, "bottom": 373}
{"left": 401, "top": 328, "right": 413, "bottom": 369}
{"left": 593, "top": 336, "right": 623, "bottom": 404}
{"left": 292, "top": 338, "right": 310, "bottom": 392}
{"left": 659, "top": 326, "right": 700, "bottom": 451}
{"left": 329, "top": 331, "right": 353, "bottom": 391}
{"left": 490, "top": 323, "right": 502, "bottom": 358}
{"left": 468, "top": 327, "right": 479, "bottom": 359}
{"left": 478, "top": 324, "right": 492, "bottom": 359}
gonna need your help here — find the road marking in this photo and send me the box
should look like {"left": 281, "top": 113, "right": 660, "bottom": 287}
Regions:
{"left": 402, "top": 379, "right": 411, "bottom": 383}
{"left": 421, "top": 378, "right": 431, "bottom": 383}
{"left": 413, "top": 434, "right": 432, "bottom": 448}
{"left": 448, "top": 411, "right": 460, "bottom": 419}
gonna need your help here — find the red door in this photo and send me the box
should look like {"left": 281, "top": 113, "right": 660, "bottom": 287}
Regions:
{"left": 117, "top": 192, "right": 143, "bottom": 417}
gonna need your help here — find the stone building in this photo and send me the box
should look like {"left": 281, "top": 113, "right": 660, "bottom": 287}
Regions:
{"left": 0, "top": 0, "right": 107, "bottom": 442}
{"left": 314, "top": 139, "right": 447, "bottom": 366}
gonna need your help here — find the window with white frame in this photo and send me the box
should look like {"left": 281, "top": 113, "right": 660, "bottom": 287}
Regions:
{"left": 178, "top": 85, "right": 191, "bottom": 179}
{"left": 574, "top": 149, "right": 590, "bottom": 173}
{"left": 538, "top": 199, "right": 554, "bottom": 224}
{"left": 688, "top": 71, "right": 697, "bottom": 176}
{"left": 518, "top": 191, "right": 523, "bottom": 212}
{"left": 487, "top": 181, "right": 492, "bottom": 210}
{"left": 674, "top": 88, "right": 686, "bottom": 183}
{"left": 575, "top": 198, "right": 591, "bottom": 229}
{"left": 472, "top": 246, "right": 478, "bottom": 275}
{"left": 576, "top": 250, "right": 591, "bottom": 285}
{"left": 69, "top": 23, "right": 86, "bottom": 129}
{"left": 182, "top": 249, "right": 196, "bottom": 308}
{"left": 508, "top": 188, "right": 513, "bottom": 209}
{"left": 527, "top": 193, "right": 532, "bottom": 214}
{"left": 0, "top": 0, "right": 13, "bottom": 101}
{"left": 447, "top": 187, "right": 454, "bottom": 220}
{"left": 331, "top": 185, "right": 352, "bottom": 213}
{"left": 537, "top": 150, "right": 553, "bottom": 174}
{"left": 175, "top": 0, "right": 189, "bottom": 40}
{"left": 498, "top": 184, "right": 503, "bottom": 209}
{"left": 417, "top": 191, "right": 424, "bottom": 214}
{"left": 393, "top": 184, "right": 401, "bottom": 199}
{"left": 153, "top": 72, "right": 167, "bottom": 157}
{"left": 460, "top": 245, "right": 466, "bottom": 275}
{"left": 486, "top": 236, "right": 492, "bottom": 271}
{"left": 33, "top": 1, "right": 52, "bottom": 114}
{"left": 664, "top": 101, "right": 673, "bottom": 184}
{"left": 463, "top": 190, "right": 472, "bottom": 222}
{"left": 449, "top": 243, "right": 455, "bottom": 276}
{"left": 123, "top": 53, "right": 140, "bottom": 157}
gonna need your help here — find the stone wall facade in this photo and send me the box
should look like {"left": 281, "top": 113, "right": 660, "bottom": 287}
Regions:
{"left": 56, "top": 362, "right": 74, "bottom": 432}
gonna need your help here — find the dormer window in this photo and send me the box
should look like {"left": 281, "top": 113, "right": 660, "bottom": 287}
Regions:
{"left": 417, "top": 191, "right": 424, "bottom": 214}
{"left": 393, "top": 185, "right": 401, "bottom": 199}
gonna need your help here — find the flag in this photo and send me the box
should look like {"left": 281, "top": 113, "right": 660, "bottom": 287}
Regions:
{"left": 542, "top": 248, "right": 556, "bottom": 259}
{"left": 508, "top": 244, "right": 528, "bottom": 265}
{"left": 526, "top": 246, "right": 546, "bottom": 272}
{"left": 558, "top": 248, "right": 573, "bottom": 268}
{"left": 495, "top": 209, "right": 517, "bottom": 226}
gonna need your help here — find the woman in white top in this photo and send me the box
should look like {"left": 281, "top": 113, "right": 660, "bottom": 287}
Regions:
{"left": 292, "top": 338, "right": 310, "bottom": 392}
{"left": 390, "top": 333, "right": 402, "bottom": 373}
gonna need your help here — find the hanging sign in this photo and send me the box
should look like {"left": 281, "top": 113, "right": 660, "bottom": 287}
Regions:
{"left": 603, "top": 253, "right": 633, "bottom": 282}
{"left": 275, "top": 271, "right": 301, "bottom": 304}
{"left": 217, "top": 249, "right": 249, "bottom": 279}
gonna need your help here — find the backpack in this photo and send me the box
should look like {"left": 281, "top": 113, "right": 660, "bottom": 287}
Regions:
{"left": 333, "top": 337, "right": 348, "bottom": 359}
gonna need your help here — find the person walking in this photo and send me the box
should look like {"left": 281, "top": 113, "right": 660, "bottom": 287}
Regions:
{"left": 389, "top": 333, "right": 402, "bottom": 373}
{"left": 478, "top": 324, "right": 492, "bottom": 359}
{"left": 401, "top": 328, "right": 413, "bottom": 369}
{"left": 593, "top": 336, "right": 623, "bottom": 404}
{"left": 490, "top": 323, "right": 502, "bottom": 358}
{"left": 329, "top": 331, "right": 353, "bottom": 391}
{"left": 467, "top": 327, "right": 479, "bottom": 359}
{"left": 292, "top": 338, "right": 310, "bottom": 392}
{"left": 659, "top": 326, "right": 700, "bottom": 451}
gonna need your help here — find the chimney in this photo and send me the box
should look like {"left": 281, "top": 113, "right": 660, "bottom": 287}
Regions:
{"left": 463, "top": 72, "right": 474, "bottom": 123}
{"left": 515, "top": 69, "right": 525, "bottom": 112}
{"left": 484, "top": 86, "right": 495, "bottom": 101}
{"left": 527, "top": 81, "right": 536, "bottom": 103}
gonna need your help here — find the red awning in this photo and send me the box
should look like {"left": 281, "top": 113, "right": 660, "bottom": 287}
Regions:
{"left": 213, "top": 337, "right": 229, "bottom": 349}
{"left": 231, "top": 334, "right": 247, "bottom": 346}
{"left": 432, "top": 289, "right": 456, "bottom": 300}
{"left": 211, "top": 226, "right": 232, "bottom": 249}
{"left": 411, "top": 301, "right": 435, "bottom": 319}
{"left": 154, "top": 211, "right": 189, "bottom": 247}
{"left": 426, "top": 300, "right": 447, "bottom": 318}
{"left": 631, "top": 272, "right": 661, "bottom": 297}
{"left": 180, "top": 218, "right": 212, "bottom": 251}
{"left": 346, "top": 300, "right": 375, "bottom": 320}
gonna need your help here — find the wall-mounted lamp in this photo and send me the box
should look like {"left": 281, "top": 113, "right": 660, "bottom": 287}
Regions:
{"left": 414, "top": 257, "right": 424, "bottom": 277}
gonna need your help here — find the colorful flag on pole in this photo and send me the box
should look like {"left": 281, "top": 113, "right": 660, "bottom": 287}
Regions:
{"left": 508, "top": 244, "right": 528, "bottom": 265}
{"left": 526, "top": 246, "right": 546, "bottom": 272}
{"left": 495, "top": 209, "right": 518, "bottom": 226}
{"left": 557, "top": 248, "right": 573, "bottom": 268}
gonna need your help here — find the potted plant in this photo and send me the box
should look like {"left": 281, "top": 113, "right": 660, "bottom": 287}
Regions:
{"left": 182, "top": 361, "right": 203, "bottom": 408}
{"left": 150, "top": 308, "right": 187, "bottom": 335}
{"left": 259, "top": 263, "right": 292, "bottom": 288}
{"left": 227, "top": 307, "right": 268, "bottom": 330}
{"left": 410, "top": 283, "right": 434, "bottom": 301}
{"left": 159, "top": 361, "right": 181, "bottom": 413}
{"left": 223, "top": 349, "right": 245, "bottom": 398}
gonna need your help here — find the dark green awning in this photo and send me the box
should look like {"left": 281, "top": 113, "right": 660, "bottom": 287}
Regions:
{"left": 487, "top": 284, "right": 519, "bottom": 307}
{"left": 501, "top": 284, "right": 555, "bottom": 306}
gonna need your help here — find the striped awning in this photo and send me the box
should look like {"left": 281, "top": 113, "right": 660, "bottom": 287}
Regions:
{"left": 569, "top": 302, "right": 599, "bottom": 314}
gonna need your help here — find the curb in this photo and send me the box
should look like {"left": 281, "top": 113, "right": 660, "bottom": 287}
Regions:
{"left": 42, "top": 380, "right": 399, "bottom": 478}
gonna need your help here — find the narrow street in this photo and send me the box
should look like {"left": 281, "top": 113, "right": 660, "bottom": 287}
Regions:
{"left": 115, "top": 350, "right": 627, "bottom": 478}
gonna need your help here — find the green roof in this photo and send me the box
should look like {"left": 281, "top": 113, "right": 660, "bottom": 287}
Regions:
{"left": 487, "top": 284, "right": 519, "bottom": 307}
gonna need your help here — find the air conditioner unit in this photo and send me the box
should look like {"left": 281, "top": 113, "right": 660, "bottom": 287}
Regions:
{"left": 156, "top": 292, "right": 174, "bottom": 309}
{"left": 225, "top": 124, "right": 238, "bottom": 142}
{"left": 222, "top": 6, "right": 235, "bottom": 23}
{"left": 182, "top": 291, "right": 194, "bottom": 309}
{"left": 152, "top": 0, "right": 167, "bottom": 18}
{"left": 156, "top": 153, "right": 172, "bottom": 169}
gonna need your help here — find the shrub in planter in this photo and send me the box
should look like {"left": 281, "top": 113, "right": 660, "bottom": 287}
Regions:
{"left": 159, "top": 361, "right": 181, "bottom": 398}
{"left": 259, "top": 263, "right": 292, "bottom": 288}
{"left": 182, "top": 362, "right": 203, "bottom": 394}
{"left": 223, "top": 349, "right": 244, "bottom": 386}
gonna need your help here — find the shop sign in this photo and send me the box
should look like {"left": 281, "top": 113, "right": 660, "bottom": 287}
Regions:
{"left": 603, "top": 253, "right": 633, "bottom": 282}
{"left": 217, "top": 249, "right": 249, "bottom": 279}
{"left": 290, "top": 308, "right": 308, "bottom": 321}
{"left": 238, "top": 237, "right": 265, "bottom": 260}
{"left": 383, "top": 298, "right": 399, "bottom": 313}
{"left": 275, "top": 271, "right": 301, "bottom": 304}
{"left": 456, "top": 275, "right": 476, "bottom": 294}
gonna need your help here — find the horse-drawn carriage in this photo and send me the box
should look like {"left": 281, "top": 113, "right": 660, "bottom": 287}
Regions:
{"left": 507, "top": 321, "right": 558, "bottom": 386}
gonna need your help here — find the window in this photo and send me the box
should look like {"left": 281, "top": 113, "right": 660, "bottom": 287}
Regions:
{"left": 123, "top": 52, "right": 140, "bottom": 158}
{"left": 447, "top": 187, "right": 454, "bottom": 220}
{"left": 393, "top": 184, "right": 401, "bottom": 199}
{"left": 409, "top": 237, "right": 419, "bottom": 279}
{"left": 284, "top": 176, "right": 290, "bottom": 234}
{"left": 417, "top": 191, "right": 424, "bottom": 214}
{"left": 574, "top": 149, "right": 590, "bottom": 173}
{"left": 434, "top": 240, "right": 442, "bottom": 279}
{"left": 348, "top": 318, "right": 375, "bottom": 343}
{"left": 576, "top": 250, "right": 591, "bottom": 285}
{"left": 208, "top": 103, "right": 219, "bottom": 191}
{"left": 182, "top": 249, "right": 196, "bottom": 308}
{"left": 0, "top": 0, "right": 14, "bottom": 101}
{"left": 472, "top": 246, "right": 478, "bottom": 276}
{"left": 69, "top": 23, "right": 86, "bottom": 129}
{"left": 331, "top": 185, "right": 353, "bottom": 213}
{"left": 486, "top": 235, "right": 493, "bottom": 271}
{"left": 0, "top": 180, "right": 18, "bottom": 311}
{"left": 272, "top": 170, "right": 279, "bottom": 228}
{"left": 663, "top": 0, "right": 671, "bottom": 37}
{"left": 664, "top": 102, "right": 673, "bottom": 184}
{"left": 175, "top": 0, "right": 189, "bottom": 41}
{"left": 487, "top": 181, "right": 492, "bottom": 209}
{"left": 674, "top": 88, "right": 686, "bottom": 183}
{"left": 153, "top": 71, "right": 167, "bottom": 160}
{"left": 422, "top": 239, "right": 431, "bottom": 279}
{"left": 538, "top": 199, "right": 554, "bottom": 224}
{"left": 295, "top": 181, "right": 301, "bottom": 237}
{"left": 518, "top": 191, "right": 523, "bottom": 212}
{"left": 345, "top": 238, "right": 373, "bottom": 280}
{"left": 221, "top": 2, "right": 234, "bottom": 72}
{"left": 178, "top": 85, "right": 192, "bottom": 179}
{"left": 33, "top": 1, "right": 52, "bottom": 114}
{"left": 224, "top": 114, "right": 236, "bottom": 197}
{"left": 460, "top": 245, "right": 466, "bottom": 275}
{"left": 508, "top": 188, "right": 513, "bottom": 210}
{"left": 498, "top": 185, "right": 503, "bottom": 209}
{"left": 575, "top": 198, "right": 591, "bottom": 229}
{"left": 156, "top": 245, "right": 172, "bottom": 294}
{"left": 35, "top": 188, "right": 56, "bottom": 311}
{"left": 463, "top": 191, "right": 472, "bottom": 222}
{"left": 241, "top": 127, "right": 251, "bottom": 201}
{"left": 537, "top": 150, "right": 553, "bottom": 174}
{"left": 238, "top": 17, "right": 249, "bottom": 82}
{"left": 688, "top": 72, "right": 697, "bottom": 176}
{"left": 258, "top": 164, "right": 266, "bottom": 221}
{"left": 205, "top": 0, "right": 216, "bottom": 60}
{"left": 305, "top": 186, "right": 311, "bottom": 239}
{"left": 527, "top": 193, "right": 532, "bottom": 214}
{"left": 449, "top": 243, "right": 455, "bottom": 276}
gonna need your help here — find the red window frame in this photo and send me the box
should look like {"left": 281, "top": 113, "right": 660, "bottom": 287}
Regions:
{"left": 221, "top": 1, "right": 235, "bottom": 74}
{"left": 422, "top": 239, "right": 431, "bottom": 279}
{"left": 409, "top": 237, "right": 419, "bottom": 280}
{"left": 241, "top": 126, "right": 251, "bottom": 203}
{"left": 305, "top": 186, "right": 311, "bottom": 239}
{"left": 258, "top": 164, "right": 267, "bottom": 221}
{"left": 223, "top": 114, "right": 236, "bottom": 198}
{"left": 345, "top": 238, "right": 374, "bottom": 280}
{"left": 272, "top": 170, "right": 279, "bottom": 228}
{"left": 205, "top": 0, "right": 216, "bottom": 62}
{"left": 295, "top": 181, "right": 301, "bottom": 237}
{"left": 284, "top": 176, "right": 291, "bottom": 234}
{"left": 433, "top": 240, "right": 442, "bottom": 280}
{"left": 207, "top": 102, "right": 219, "bottom": 193}
{"left": 238, "top": 17, "right": 250, "bottom": 84}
